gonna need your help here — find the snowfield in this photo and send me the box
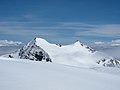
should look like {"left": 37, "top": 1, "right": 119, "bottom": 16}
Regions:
{"left": 0, "top": 57, "right": 120, "bottom": 90}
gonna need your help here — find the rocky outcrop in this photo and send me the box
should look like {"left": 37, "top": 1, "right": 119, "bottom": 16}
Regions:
{"left": 9, "top": 38, "right": 52, "bottom": 62}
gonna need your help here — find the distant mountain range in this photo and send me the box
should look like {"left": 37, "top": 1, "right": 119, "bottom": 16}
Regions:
{"left": 2, "top": 38, "right": 120, "bottom": 68}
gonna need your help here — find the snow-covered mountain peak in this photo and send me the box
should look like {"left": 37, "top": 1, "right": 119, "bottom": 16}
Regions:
{"left": 35, "top": 38, "right": 50, "bottom": 46}
{"left": 6, "top": 37, "right": 52, "bottom": 62}
{"left": 73, "top": 40, "right": 96, "bottom": 53}
{"left": 3, "top": 37, "right": 120, "bottom": 68}
{"left": 74, "top": 40, "right": 82, "bottom": 46}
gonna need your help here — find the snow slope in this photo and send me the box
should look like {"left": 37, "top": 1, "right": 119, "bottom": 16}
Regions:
{"left": 33, "top": 38, "right": 120, "bottom": 67}
{"left": 35, "top": 38, "right": 110, "bottom": 66}
{"left": 4, "top": 38, "right": 120, "bottom": 67}
{"left": 0, "top": 57, "right": 120, "bottom": 90}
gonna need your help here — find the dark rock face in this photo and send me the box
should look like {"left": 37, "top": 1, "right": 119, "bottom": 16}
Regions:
{"left": 8, "top": 55, "right": 13, "bottom": 58}
{"left": 10, "top": 38, "right": 52, "bottom": 62}
{"left": 85, "top": 46, "right": 96, "bottom": 53}
{"left": 97, "top": 59, "right": 120, "bottom": 68}
{"left": 35, "top": 51, "right": 43, "bottom": 61}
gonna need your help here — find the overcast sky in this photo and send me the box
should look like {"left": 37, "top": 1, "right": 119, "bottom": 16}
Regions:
{"left": 0, "top": 0, "right": 120, "bottom": 44}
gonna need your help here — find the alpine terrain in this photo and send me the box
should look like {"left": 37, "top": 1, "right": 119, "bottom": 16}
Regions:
{"left": 0, "top": 38, "right": 120, "bottom": 90}
{"left": 4, "top": 37, "right": 120, "bottom": 68}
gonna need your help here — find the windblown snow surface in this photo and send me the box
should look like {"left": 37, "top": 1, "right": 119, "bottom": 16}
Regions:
{"left": 0, "top": 57, "right": 120, "bottom": 90}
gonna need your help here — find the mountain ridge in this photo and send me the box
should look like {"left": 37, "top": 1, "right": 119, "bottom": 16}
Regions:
{"left": 3, "top": 37, "right": 120, "bottom": 68}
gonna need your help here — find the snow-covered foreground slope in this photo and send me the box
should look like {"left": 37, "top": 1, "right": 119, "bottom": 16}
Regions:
{"left": 0, "top": 57, "right": 120, "bottom": 90}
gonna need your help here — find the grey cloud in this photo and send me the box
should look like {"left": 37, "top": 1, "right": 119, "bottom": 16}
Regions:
{"left": 76, "top": 24, "right": 120, "bottom": 37}
{"left": 0, "top": 21, "right": 120, "bottom": 38}
{"left": 94, "top": 39, "right": 120, "bottom": 47}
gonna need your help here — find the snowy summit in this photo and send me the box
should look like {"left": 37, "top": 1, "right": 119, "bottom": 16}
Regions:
{"left": 4, "top": 37, "right": 120, "bottom": 68}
